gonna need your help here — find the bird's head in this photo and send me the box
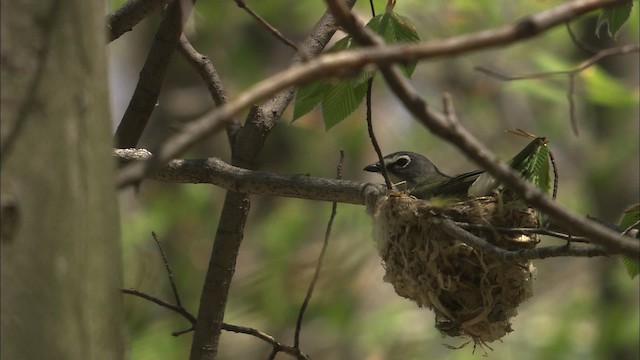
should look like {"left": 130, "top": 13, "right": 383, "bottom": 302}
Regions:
{"left": 363, "top": 151, "right": 450, "bottom": 188}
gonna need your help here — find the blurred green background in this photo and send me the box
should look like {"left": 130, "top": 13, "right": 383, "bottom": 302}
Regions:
{"left": 109, "top": 1, "right": 639, "bottom": 359}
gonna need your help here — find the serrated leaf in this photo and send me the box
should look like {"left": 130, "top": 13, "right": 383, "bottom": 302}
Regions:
{"left": 468, "top": 138, "right": 551, "bottom": 197}
{"left": 390, "top": 13, "right": 420, "bottom": 77}
{"left": 321, "top": 80, "right": 368, "bottom": 129}
{"left": 529, "top": 144, "right": 550, "bottom": 193}
{"left": 366, "top": 12, "right": 420, "bottom": 77}
{"left": 292, "top": 80, "right": 330, "bottom": 121}
{"left": 619, "top": 204, "right": 639, "bottom": 279}
{"left": 293, "top": 11, "right": 421, "bottom": 127}
{"left": 596, "top": 2, "right": 634, "bottom": 39}
{"left": 622, "top": 257, "right": 639, "bottom": 279}
{"left": 511, "top": 138, "right": 551, "bottom": 193}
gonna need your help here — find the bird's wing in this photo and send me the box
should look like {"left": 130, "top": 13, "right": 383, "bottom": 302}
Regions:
{"left": 410, "top": 169, "right": 483, "bottom": 200}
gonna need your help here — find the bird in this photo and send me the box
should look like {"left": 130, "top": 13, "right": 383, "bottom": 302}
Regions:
{"left": 363, "top": 151, "right": 482, "bottom": 201}
{"left": 363, "top": 137, "right": 550, "bottom": 201}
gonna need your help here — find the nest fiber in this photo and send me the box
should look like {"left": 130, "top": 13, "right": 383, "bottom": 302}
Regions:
{"left": 371, "top": 194, "right": 538, "bottom": 343}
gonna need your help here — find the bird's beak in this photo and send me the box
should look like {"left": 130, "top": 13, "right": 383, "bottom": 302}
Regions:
{"left": 363, "top": 162, "right": 382, "bottom": 173}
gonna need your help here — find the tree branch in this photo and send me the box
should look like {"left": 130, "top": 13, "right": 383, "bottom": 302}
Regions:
{"left": 293, "top": 151, "right": 343, "bottom": 351}
{"left": 114, "top": 149, "right": 380, "bottom": 204}
{"left": 114, "top": 0, "right": 196, "bottom": 148}
{"left": 116, "top": 0, "right": 627, "bottom": 187}
{"left": 233, "top": 0, "right": 300, "bottom": 53}
{"left": 437, "top": 218, "right": 609, "bottom": 262}
{"left": 107, "top": 0, "right": 173, "bottom": 41}
{"left": 176, "top": 35, "right": 241, "bottom": 143}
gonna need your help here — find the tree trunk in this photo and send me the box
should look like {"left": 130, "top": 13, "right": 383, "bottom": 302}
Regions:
{"left": 1, "top": 1, "right": 124, "bottom": 359}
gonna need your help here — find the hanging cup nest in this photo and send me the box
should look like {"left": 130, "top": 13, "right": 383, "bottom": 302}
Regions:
{"left": 370, "top": 193, "right": 539, "bottom": 343}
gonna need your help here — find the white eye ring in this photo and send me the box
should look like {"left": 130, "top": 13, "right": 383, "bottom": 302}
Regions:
{"left": 394, "top": 155, "right": 411, "bottom": 168}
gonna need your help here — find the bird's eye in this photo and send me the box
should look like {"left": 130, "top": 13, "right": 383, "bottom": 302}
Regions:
{"left": 394, "top": 156, "right": 411, "bottom": 168}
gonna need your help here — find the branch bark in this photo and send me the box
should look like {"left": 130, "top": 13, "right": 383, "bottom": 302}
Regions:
{"left": 114, "top": 0, "right": 195, "bottom": 148}
{"left": 115, "top": 149, "right": 377, "bottom": 204}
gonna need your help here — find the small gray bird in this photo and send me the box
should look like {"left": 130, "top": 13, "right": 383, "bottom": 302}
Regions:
{"left": 363, "top": 151, "right": 482, "bottom": 201}
{"left": 363, "top": 137, "right": 549, "bottom": 201}
{"left": 363, "top": 151, "right": 450, "bottom": 188}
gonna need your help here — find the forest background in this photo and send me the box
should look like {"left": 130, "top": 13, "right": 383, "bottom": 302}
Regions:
{"left": 110, "top": 1, "right": 639, "bottom": 359}
{"left": 2, "top": 0, "right": 638, "bottom": 360}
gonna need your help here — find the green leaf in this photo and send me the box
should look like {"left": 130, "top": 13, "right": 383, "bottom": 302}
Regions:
{"left": 366, "top": 12, "right": 420, "bottom": 77}
{"left": 511, "top": 138, "right": 551, "bottom": 194}
{"left": 619, "top": 204, "right": 640, "bottom": 279}
{"left": 468, "top": 137, "right": 551, "bottom": 197}
{"left": 596, "top": 2, "right": 634, "bottom": 39}
{"left": 292, "top": 80, "right": 330, "bottom": 121}
{"left": 328, "top": 35, "right": 353, "bottom": 53}
{"left": 292, "top": 10, "right": 421, "bottom": 128}
{"left": 322, "top": 80, "right": 368, "bottom": 129}
{"left": 622, "top": 256, "right": 640, "bottom": 279}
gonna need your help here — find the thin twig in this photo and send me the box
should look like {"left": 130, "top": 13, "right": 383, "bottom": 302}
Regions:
{"left": 475, "top": 43, "right": 640, "bottom": 135}
{"left": 548, "top": 148, "right": 559, "bottom": 201}
{"left": 151, "top": 232, "right": 184, "bottom": 308}
{"left": 293, "top": 151, "right": 344, "bottom": 350}
{"left": 223, "top": 324, "right": 309, "bottom": 360}
{"left": 453, "top": 221, "right": 591, "bottom": 243}
{"left": 177, "top": 35, "right": 242, "bottom": 143}
{"left": 173, "top": 326, "right": 196, "bottom": 337}
{"left": 363, "top": 0, "right": 394, "bottom": 190}
{"left": 234, "top": 0, "right": 300, "bottom": 53}
{"left": 122, "top": 287, "right": 309, "bottom": 355}
{"left": 121, "top": 288, "right": 197, "bottom": 325}
{"left": 567, "top": 75, "right": 578, "bottom": 134}
{"left": 366, "top": 77, "right": 393, "bottom": 189}
{"left": 122, "top": 235, "right": 308, "bottom": 356}
{"left": 438, "top": 218, "right": 609, "bottom": 262}
{"left": 177, "top": 36, "right": 229, "bottom": 107}
{"left": 565, "top": 22, "right": 600, "bottom": 54}
{"left": 476, "top": 43, "right": 639, "bottom": 77}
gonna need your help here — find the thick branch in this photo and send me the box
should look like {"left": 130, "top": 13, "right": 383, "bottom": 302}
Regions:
{"left": 114, "top": 148, "right": 380, "bottom": 204}
{"left": 114, "top": 0, "right": 195, "bottom": 148}
{"left": 116, "top": 0, "right": 627, "bottom": 187}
